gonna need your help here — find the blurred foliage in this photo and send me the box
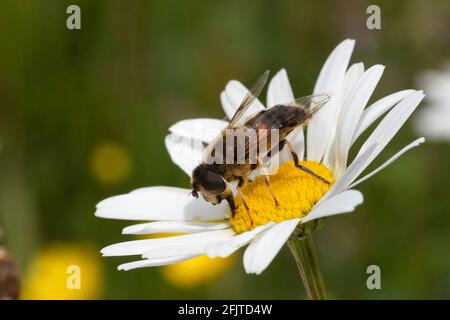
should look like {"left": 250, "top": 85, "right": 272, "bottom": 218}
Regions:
{"left": 0, "top": 0, "right": 449, "bottom": 299}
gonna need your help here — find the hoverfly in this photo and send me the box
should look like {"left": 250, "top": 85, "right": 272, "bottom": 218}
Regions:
{"left": 191, "top": 71, "right": 330, "bottom": 216}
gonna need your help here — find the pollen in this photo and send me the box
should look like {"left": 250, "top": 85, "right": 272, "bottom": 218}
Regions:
{"left": 229, "top": 161, "right": 334, "bottom": 234}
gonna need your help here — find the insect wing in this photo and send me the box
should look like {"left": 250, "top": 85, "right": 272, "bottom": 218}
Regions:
{"left": 285, "top": 93, "right": 330, "bottom": 111}
{"left": 241, "top": 93, "right": 331, "bottom": 160}
{"left": 227, "top": 70, "right": 270, "bottom": 128}
{"left": 277, "top": 93, "right": 330, "bottom": 135}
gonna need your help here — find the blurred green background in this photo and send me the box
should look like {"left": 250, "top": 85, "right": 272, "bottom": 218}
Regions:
{"left": 0, "top": 0, "right": 449, "bottom": 299}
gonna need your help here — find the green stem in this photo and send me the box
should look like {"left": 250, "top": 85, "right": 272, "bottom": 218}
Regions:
{"left": 287, "top": 233, "right": 327, "bottom": 300}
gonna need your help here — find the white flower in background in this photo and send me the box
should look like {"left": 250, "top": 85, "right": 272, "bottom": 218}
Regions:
{"left": 414, "top": 62, "right": 450, "bottom": 141}
{"left": 96, "top": 39, "right": 425, "bottom": 275}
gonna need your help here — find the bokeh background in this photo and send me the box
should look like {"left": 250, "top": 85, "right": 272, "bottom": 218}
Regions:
{"left": 0, "top": 0, "right": 449, "bottom": 299}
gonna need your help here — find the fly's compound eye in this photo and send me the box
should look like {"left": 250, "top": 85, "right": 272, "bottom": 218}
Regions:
{"left": 201, "top": 171, "right": 226, "bottom": 195}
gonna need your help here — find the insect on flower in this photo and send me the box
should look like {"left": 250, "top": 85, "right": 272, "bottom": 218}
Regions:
{"left": 191, "top": 71, "right": 331, "bottom": 216}
{"left": 96, "top": 39, "right": 425, "bottom": 276}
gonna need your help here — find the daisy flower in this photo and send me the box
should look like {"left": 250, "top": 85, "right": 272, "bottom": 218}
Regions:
{"left": 414, "top": 61, "right": 450, "bottom": 141}
{"left": 96, "top": 39, "right": 424, "bottom": 298}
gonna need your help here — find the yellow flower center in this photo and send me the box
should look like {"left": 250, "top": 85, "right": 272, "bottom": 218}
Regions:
{"left": 229, "top": 161, "right": 334, "bottom": 234}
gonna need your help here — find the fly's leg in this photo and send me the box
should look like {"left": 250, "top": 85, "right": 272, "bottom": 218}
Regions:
{"left": 237, "top": 177, "right": 250, "bottom": 212}
{"left": 226, "top": 178, "right": 252, "bottom": 226}
{"left": 236, "top": 176, "right": 253, "bottom": 225}
{"left": 257, "top": 156, "right": 279, "bottom": 207}
{"left": 226, "top": 197, "right": 236, "bottom": 217}
{"left": 284, "top": 139, "right": 331, "bottom": 185}
{"left": 226, "top": 177, "right": 249, "bottom": 217}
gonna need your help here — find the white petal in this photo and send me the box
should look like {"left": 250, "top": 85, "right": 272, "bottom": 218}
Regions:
{"left": 340, "top": 63, "right": 365, "bottom": 101}
{"left": 267, "top": 68, "right": 295, "bottom": 107}
{"left": 220, "top": 80, "right": 265, "bottom": 121}
{"left": 355, "top": 90, "right": 425, "bottom": 175}
{"left": 169, "top": 118, "right": 228, "bottom": 144}
{"left": 301, "top": 190, "right": 363, "bottom": 223}
{"left": 307, "top": 95, "right": 338, "bottom": 162}
{"left": 275, "top": 127, "right": 305, "bottom": 164}
{"left": 353, "top": 90, "right": 415, "bottom": 143}
{"left": 122, "top": 221, "right": 230, "bottom": 235}
{"left": 265, "top": 68, "right": 305, "bottom": 160}
{"left": 141, "top": 229, "right": 235, "bottom": 259}
{"left": 118, "top": 255, "right": 199, "bottom": 271}
{"left": 313, "top": 39, "right": 356, "bottom": 95}
{"left": 323, "top": 63, "right": 364, "bottom": 169}
{"left": 307, "top": 39, "right": 355, "bottom": 162}
{"left": 206, "top": 222, "right": 275, "bottom": 258}
{"left": 165, "top": 134, "right": 203, "bottom": 176}
{"left": 334, "top": 65, "right": 385, "bottom": 175}
{"left": 349, "top": 137, "right": 425, "bottom": 188}
{"left": 102, "top": 229, "right": 234, "bottom": 257}
{"left": 95, "top": 186, "right": 228, "bottom": 221}
{"left": 320, "top": 144, "right": 378, "bottom": 202}
{"left": 289, "top": 128, "right": 305, "bottom": 161}
{"left": 243, "top": 219, "right": 300, "bottom": 275}
{"left": 322, "top": 92, "right": 424, "bottom": 201}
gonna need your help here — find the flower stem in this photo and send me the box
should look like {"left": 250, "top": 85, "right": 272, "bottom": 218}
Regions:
{"left": 287, "top": 233, "right": 327, "bottom": 300}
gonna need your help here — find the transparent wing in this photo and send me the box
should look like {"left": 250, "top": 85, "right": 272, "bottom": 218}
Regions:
{"left": 284, "top": 93, "right": 330, "bottom": 111}
{"left": 206, "top": 93, "right": 330, "bottom": 166}
{"left": 239, "top": 93, "right": 331, "bottom": 162}
{"left": 227, "top": 70, "right": 270, "bottom": 128}
{"left": 277, "top": 93, "right": 330, "bottom": 137}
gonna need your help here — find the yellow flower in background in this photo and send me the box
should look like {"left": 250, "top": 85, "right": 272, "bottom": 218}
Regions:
{"left": 21, "top": 244, "right": 103, "bottom": 300}
{"left": 90, "top": 142, "right": 132, "bottom": 185}
{"left": 161, "top": 255, "right": 235, "bottom": 289}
